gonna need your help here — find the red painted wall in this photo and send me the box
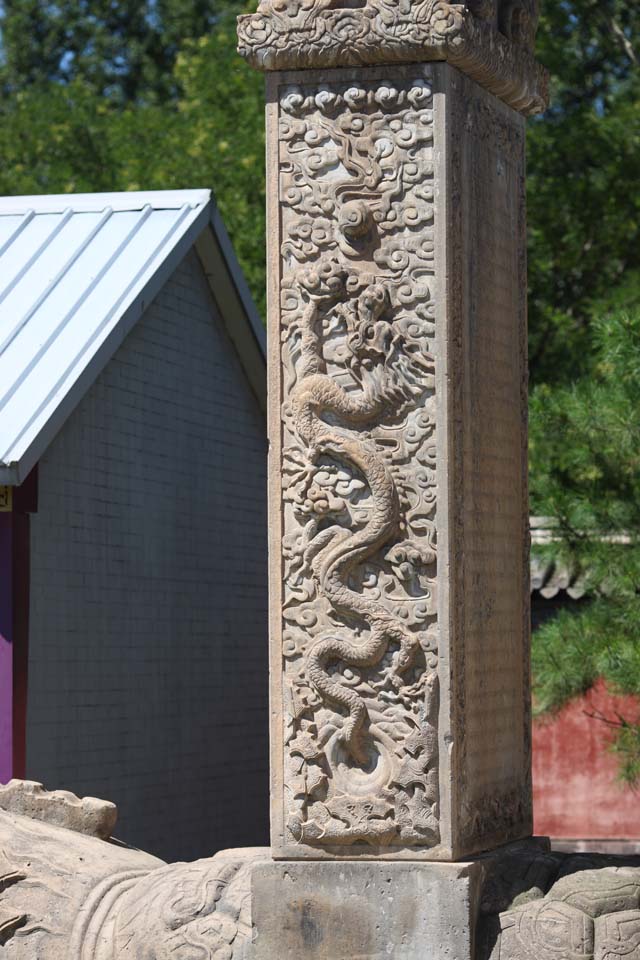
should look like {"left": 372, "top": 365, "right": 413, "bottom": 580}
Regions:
{"left": 533, "top": 677, "right": 640, "bottom": 839}
{"left": 0, "top": 471, "right": 36, "bottom": 784}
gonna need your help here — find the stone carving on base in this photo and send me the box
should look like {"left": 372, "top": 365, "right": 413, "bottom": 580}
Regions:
{"left": 276, "top": 72, "right": 440, "bottom": 853}
{"left": 478, "top": 846, "right": 640, "bottom": 960}
{"left": 0, "top": 780, "right": 265, "bottom": 959}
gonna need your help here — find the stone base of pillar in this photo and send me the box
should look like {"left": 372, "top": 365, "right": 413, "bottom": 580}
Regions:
{"left": 250, "top": 857, "right": 482, "bottom": 960}
{"left": 243, "top": 839, "right": 551, "bottom": 960}
{"left": 224, "top": 837, "right": 640, "bottom": 959}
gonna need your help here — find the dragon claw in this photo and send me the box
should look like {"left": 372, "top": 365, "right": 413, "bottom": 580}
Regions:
{"left": 340, "top": 728, "right": 369, "bottom": 767}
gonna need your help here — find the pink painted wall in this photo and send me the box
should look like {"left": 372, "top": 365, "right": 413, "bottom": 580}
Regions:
{"left": 533, "top": 677, "right": 640, "bottom": 839}
{"left": 0, "top": 514, "right": 13, "bottom": 784}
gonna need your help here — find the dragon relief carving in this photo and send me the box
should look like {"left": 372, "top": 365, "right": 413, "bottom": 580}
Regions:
{"left": 278, "top": 75, "right": 440, "bottom": 849}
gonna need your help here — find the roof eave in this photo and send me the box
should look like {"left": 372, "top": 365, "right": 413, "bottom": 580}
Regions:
{"left": 195, "top": 203, "right": 267, "bottom": 414}
{"left": 0, "top": 189, "right": 211, "bottom": 215}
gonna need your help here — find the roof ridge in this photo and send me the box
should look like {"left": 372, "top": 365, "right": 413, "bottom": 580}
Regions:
{"left": 0, "top": 189, "right": 211, "bottom": 215}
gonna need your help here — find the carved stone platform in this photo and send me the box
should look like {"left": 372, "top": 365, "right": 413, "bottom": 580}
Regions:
{"left": 3, "top": 788, "right": 639, "bottom": 960}
{"left": 250, "top": 838, "right": 640, "bottom": 960}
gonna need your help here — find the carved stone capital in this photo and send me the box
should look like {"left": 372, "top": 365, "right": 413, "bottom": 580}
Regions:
{"left": 237, "top": 0, "right": 548, "bottom": 115}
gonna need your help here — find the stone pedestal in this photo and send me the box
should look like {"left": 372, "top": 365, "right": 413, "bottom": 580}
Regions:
{"left": 4, "top": 791, "right": 640, "bottom": 959}
{"left": 251, "top": 858, "right": 484, "bottom": 960}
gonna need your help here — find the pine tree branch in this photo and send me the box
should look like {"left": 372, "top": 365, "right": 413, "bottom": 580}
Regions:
{"left": 582, "top": 708, "right": 635, "bottom": 730}
{"left": 608, "top": 16, "right": 638, "bottom": 66}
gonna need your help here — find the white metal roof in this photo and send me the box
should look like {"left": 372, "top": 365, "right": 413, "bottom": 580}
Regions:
{"left": 0, "top": 189, "right": 265, "bottom": 484}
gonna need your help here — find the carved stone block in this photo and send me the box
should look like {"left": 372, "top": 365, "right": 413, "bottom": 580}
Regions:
{"left": 6, "top": 787, "right": 640, "bottom": 960}
{"left": 595, "top": 911, "right": 640, "bottom": 960}
{"left": 497, "top": 900, "right": 596, "bottom": 960}
{"left": 0, "top": 794, "right": 269, "bottom": 959}
{"left": 478, "top": 855, "right": 640, "bottom": 960}
{"left": 266, "top": 62, "right": 531, "bottom": 860}
{"left": 250, "top": 858, "right": 485, "bottom": 960}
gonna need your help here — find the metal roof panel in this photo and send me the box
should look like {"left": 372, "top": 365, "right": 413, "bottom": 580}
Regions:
{"left": 0, "top": 189, "right": 215, "bottom": 481}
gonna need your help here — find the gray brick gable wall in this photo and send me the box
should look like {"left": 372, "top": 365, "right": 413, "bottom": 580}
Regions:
{"left": 25, "top": 248, "right": 269, "bottom": 863}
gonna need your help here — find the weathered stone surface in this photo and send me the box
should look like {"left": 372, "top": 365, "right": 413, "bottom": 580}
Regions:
{"left": 0, "top": 778, "right": 117, "bottom": 839}
{"left": 594, "top": 910, "right": 640, "bottom": 960}
{"left": 0, "top": 788, "right": 269, "bottom": 958}
{"left": 237, "top": 0, "right": 548, "bottom": 116}
{"left": 250, "top": 858, "right": 484, "bottom": 960}
{"left": 109, "top": 848, "right": 269, "bottom": 960}
{"left": 478, "top": 842, "right": 562, "bottom": 914}
{"left": 478, "top": 849, "right": 640, "bottom": 960}
{"left": 550, "top": 869, "right": 640, "bottom": 919}
{"left": 5, "top": 790, "right": 640, "bottom": 959}
{"left": 266, "top": 60, "right": 530, "bottom": 861}
{"left": 496, "top": 900, "right": 596, "bottom": 960}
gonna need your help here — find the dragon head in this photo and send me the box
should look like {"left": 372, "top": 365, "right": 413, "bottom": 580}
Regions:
{"left": 346, "top": 283, "right": 394, "bottom": 371}
{"left": 298, "top": 258, "right": 351, "bottom": 305}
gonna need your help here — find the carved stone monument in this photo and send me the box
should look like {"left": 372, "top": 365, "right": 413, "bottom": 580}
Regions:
{"left": 238, "top": 0, "right": 545, "bottom": 863}
{"left": 4, "top": 2, "right": 640, "bottom": 958}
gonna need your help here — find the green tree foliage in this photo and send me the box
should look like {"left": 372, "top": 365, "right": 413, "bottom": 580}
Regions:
{"left": 106, "top": 27, "right": 266, "bottom": 306}
{"left": 530, "top": 305, "right": 640, "bottom": 783}
{"left": 528, "top": 1, "right": 640, "bottom": 384}
{"left": 0, "top": 3, "right": 266, "bottom": 308}
{"left": 1, "top": 1, "right": 637, "bottom": 354}
{"left": 0, "top": 0, "right": 232, "bottom": 102}
{"left": 527, "top": 2, "right": 640, "bottom": 782}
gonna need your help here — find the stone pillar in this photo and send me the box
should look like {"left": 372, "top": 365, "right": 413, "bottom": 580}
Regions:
{"left": 238, "top": 1, "right": 548, "bottom": 864}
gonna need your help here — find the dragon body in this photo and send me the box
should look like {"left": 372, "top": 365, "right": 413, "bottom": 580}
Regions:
{"left": 290, "top": 274, "right": 425, "bottom": 763}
